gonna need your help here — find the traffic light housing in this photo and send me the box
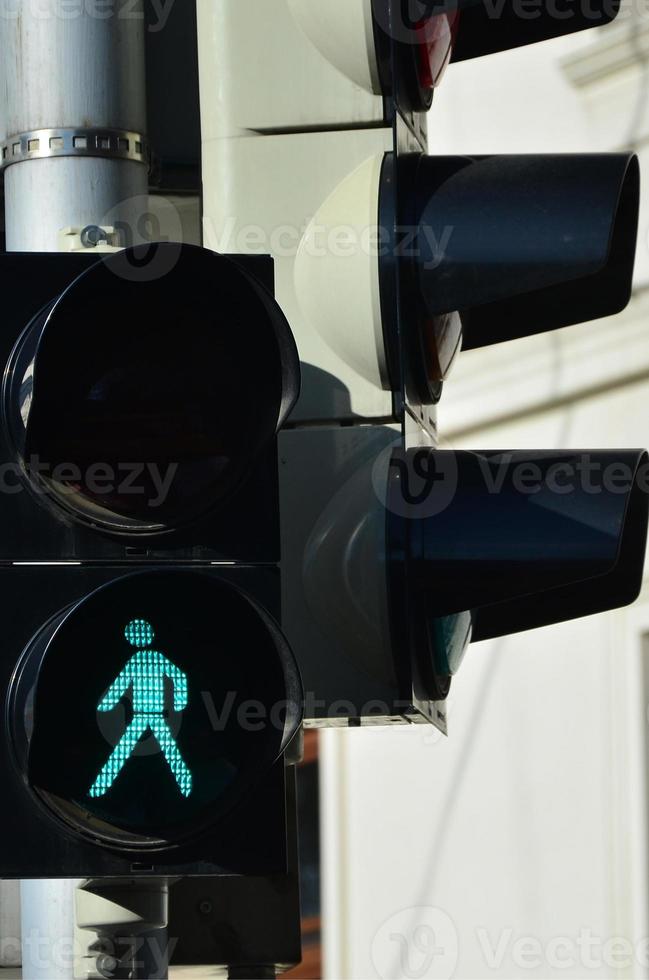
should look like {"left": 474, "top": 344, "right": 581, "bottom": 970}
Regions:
{"left": 1, "top": 0, "right": 644, "bottom": 837}
{"left": 1, "top": 244, "right": 297, "bottom": 555}
{"left": 0, "top": 245, "right": 303, "bottom": 877}
{"left": 198, "top": 0, "right": 639, "bottom": 425}
{"left": 193, "top": 0, "right": 649, "bottom": 730}
{"left": 281, "top": 436, "right": 649, "bottom": 723}
{"left": 2, "top": 566, "right": 299, "bottom": 877}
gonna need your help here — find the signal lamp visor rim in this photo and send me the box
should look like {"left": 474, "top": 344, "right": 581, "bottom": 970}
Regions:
{"left": 389, "top": 448, "right": 649, "bottom": 642}
{"left": 3, "top": 244, "right": 299, "bottom": 537}
{"left": 10, "top": 569, "right": 303, "bottom": 851}
{"left": 413, "top": 153, "right": 640, "bottom": 349}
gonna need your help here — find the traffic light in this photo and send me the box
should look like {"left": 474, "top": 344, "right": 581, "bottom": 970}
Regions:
{"left": 281, "top": 438, "right": 648, "bottom": 720}
{"left": 0, "top": 244, "right": 303, "bottom": 877}
{"left": 197, "top": 0, "right": 629, "bottom": 421}
{"left": 299, "top": 151, "right": 639, "bottom": 413}
{"left": 197, "top": 0, "right": 648, "bottom": 731}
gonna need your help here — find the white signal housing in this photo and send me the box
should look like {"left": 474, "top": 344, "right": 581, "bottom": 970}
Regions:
{"left": 197, "top": 0, "right": 397, "bottom": 420}
{"left": 285, "top": 0, "right": 382, "bottom": 94}
{"left": 201, "top": 132, "right": 393, "bottom": 421}
{"left": 294, "top": 154, "right": 390, "bottom": 392}
{"left": 196, "top": 0, "right": 383, "bottom": 137}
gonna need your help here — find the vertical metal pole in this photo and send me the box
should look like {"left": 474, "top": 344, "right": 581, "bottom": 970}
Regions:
{"left": 20, "top": 880, "right": 78, "bottom": 980}
{"left": 0, "top": 0, "right": 148, "bottom": 251}
{"left": 0, "top": 3, "right": 149, "bottom": 977}
{"left": 0, "top": 54, "right": 21, "bottom": 979}
{"left": 0, "top": 881, "right": 21, "bottom": 970}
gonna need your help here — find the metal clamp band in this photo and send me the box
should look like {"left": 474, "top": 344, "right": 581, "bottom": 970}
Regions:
{"left": 0, "top": 127, "right": 150, "bottom": 171}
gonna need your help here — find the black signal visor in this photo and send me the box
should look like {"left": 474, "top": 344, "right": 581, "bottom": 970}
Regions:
{"left": 371, "top": 0, "right": 620, "bottom": 109}
{"left": 412, "top": 154, "right": 639, "bottom": 349}
{"left": 451, "top": 0, "right": 620, "bottom": 62}
{"left": 391, "top": 449, "right": 649, "bottom": 642}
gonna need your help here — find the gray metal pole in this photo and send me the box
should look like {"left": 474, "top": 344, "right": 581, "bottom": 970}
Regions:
{"left": 1, "top": 0, "right": 148, "bottom": 252}
{"left": 0, "top": 3, "right": 149, "bottom": 977}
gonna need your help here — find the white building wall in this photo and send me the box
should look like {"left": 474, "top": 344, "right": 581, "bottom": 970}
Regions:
{"left": 322, "top": 14, "right": 649, "bottom": 980}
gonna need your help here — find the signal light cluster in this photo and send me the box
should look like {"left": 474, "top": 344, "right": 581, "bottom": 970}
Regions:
{"left": 0, "top": 246, "right": 302, "bottom": 882}
{"left": 0, "top": 0, "right": 644, "bottom": 923}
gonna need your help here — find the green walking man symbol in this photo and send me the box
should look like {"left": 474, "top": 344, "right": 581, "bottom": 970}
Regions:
{"left": 89, "top": 619, "right": 192, "bottom": 799}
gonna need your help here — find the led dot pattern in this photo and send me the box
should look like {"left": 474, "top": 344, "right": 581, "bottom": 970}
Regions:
{"left": 125, "top": 618, "right": 154, "bottom": 648}
{"left": 89, "top": 621, "right": 192, "bottom": 799}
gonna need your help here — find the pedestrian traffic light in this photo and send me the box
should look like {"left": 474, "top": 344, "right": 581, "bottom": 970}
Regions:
{"left": 7, "top": 568, "right": 300, "bottom": 869}
{"left": 0, "top": 244, "right": 303, "bottom": 877}
{"left": 196, "top": 0, "right": 648, "bottom": 732}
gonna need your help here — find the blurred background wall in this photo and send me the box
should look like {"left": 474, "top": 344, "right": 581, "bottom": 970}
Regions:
{"left": 321, "top": 9, "right": 649, "bottom": 978}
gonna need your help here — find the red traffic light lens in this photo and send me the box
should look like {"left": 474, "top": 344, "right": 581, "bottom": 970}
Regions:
{"left": 416, "top": 9, "right": 460, "bottom": 90}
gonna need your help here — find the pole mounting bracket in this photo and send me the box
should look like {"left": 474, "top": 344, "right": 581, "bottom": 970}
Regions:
{"left": 0, "top": 127, "right": 150, "bottom": 171}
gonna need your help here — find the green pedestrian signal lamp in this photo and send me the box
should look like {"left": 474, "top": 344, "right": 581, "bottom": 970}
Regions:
{"left": 7, "top": 568, "right": 302, "bottom": 865}
{"left": 89, "top": 619, "right": 192, "bottom": 800}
